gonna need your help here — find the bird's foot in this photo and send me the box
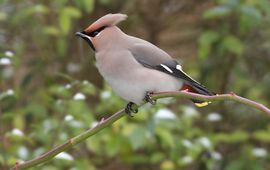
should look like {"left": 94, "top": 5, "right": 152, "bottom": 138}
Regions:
{"left": 144, "top": 91, "right": 156, "bottom": 105}
{"left": 125, "top": 102, "right": 138, "bottom": 117}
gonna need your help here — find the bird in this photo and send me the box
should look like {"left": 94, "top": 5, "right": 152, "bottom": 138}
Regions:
{"left": 75, "top": 13, "right": 214, "bottom": 116}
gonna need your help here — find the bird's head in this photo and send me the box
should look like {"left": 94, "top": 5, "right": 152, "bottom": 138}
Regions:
{"left": 76, "top": 13, "right": 127, "bottom": 52}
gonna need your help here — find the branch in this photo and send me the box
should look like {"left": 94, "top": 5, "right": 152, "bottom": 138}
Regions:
{"left": 151, "top": 91, "right": 270, "bottom": 116}
{"left": 10, "top": 91, "right": 270, "bottom": 170}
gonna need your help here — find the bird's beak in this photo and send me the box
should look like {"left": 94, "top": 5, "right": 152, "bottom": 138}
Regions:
{"left": 75, "top": 31, "right": 96, "bottom": 51}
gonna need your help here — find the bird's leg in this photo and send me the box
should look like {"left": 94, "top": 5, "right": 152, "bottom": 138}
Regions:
{"left": 125, "top": 102, "right": 138, "bottom": 117}
{"left": 144, "top": 91, "right": 156, "bottom": 105}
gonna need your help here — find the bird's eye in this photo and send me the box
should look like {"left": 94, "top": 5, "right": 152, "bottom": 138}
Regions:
{"left": 91, "top": 31, "right": 99, "bottom": 37}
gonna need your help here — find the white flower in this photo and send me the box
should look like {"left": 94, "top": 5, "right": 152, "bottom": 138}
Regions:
{"left": 64, "top": 115, "right": 83, "bottom": 128}
{"left": 67, "top": 63, "right": 80, "bottom": 73}
{"left": 55, "top": 152, "right": 73, "bottom": 161}
{"left": 155, "top": 108, "right": 176, "bottom": 120}
{"left": 43, "top": 120, "right": 53, "bottom": 133}
{"left": 64, "top": 115, "right": 74, "bottom": 121}
{"left": 6, "top": 89, "right": 14, "bottom": 96}
{"left": 252, "top": 148, "right": 267, "bottom": 157}
{"left": 197, "top": 137, "right": 211, "bottom": 148}
{"left": 182, "top": 139, "right": 193, "bottom": 148}
{"left": 211, "top": 151, "right": 222, "bottom": 160}
{"left": 73, "top": 92, "right": 86, "bottom": 100}
{"left": 59, "top": 133, "right": 68, "bottom": 140}
{"left": 181, "top": 156, "right": 193, "bottom": 164}
{"left": 207, "top": 112, "right": 222, "bottom": 122}
{"left": 0, "top": 58, "right": 11, "bottom": 65}
{"left": 11, "top": 128, "right": 24, "bottom": 136}
{"left": 64, "top": 84, "right": 71, "bottom": 89}
{"left": 5, "top": 51, "right": 14, "bottom": 57}
{"left": 82, "top": 80, "right": 89, "bottom": 85}
{"left": 18, "top": 146, "right": 28, "bottom": 159}
{"left": 183, "top": 106, "right": 199, "bottom": 118}
{"left": 101, "top": 91, "right": 111, "bottom": 99}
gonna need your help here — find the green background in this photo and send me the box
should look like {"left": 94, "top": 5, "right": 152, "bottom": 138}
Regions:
{"left": 1, "top": 0, "right": 270, "bottom": 169}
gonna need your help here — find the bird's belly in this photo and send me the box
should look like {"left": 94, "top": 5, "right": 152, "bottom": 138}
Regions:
{"left": 107, "top": 79, "right": 146, "bottom": 104}
{"left": 104, "top": 70, "right": 183, "bottom": 104}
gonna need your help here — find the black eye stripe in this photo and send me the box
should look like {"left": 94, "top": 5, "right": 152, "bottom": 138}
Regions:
{"left": 85, "top": 26, "right": 107, "bottom": 37}
{"left": 94, "top": 26, "right": 107, "bottom": 33}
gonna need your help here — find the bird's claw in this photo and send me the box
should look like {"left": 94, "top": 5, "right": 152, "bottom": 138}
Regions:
{"left": 144, "top": 92, "right": 156, "bottom": 105}
{"left": 125, "top": 102, "right": 138, "bottom": 117}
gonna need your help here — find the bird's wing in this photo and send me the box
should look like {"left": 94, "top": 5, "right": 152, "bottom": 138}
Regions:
{"left": 129, "top": 42, "right": 171, "bottom": 64}
{"left": 130, "top": 42, "right": 214, "bottom": 96}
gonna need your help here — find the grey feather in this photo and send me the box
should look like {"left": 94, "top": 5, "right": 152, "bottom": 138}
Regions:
{"left": 129, "top": 42, "right": 172, "bottom": 66}
{"left": 129, "top": 41, "right": 214, "bottom": 96}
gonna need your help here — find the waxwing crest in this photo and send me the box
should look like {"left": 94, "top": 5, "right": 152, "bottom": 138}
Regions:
{"left": 84, "top": 13, "right": 127, "bottom": 33}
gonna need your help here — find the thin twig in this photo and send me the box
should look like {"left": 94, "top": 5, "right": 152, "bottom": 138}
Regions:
{"left": 151, "top": 91, "right": 270, "bottom": 116}
{"left": 10, "top": 91, "right": 270, "bottom": 170}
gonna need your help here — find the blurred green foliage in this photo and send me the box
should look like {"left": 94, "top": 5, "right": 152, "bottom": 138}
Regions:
{"left": 1, "top": 0, "right": 270, "bottom": 170}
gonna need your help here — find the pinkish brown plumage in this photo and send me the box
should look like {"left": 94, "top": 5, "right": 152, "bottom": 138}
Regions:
{"left": 76, "top": 13, "right": 214, "bottom": 114}
{"left": 84, "top": 13, "right": 127, "bottom": 33}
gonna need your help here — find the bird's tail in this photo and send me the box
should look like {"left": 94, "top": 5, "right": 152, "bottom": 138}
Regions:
{"left": 180, "top": 83, "right": 215, "bottom": 107}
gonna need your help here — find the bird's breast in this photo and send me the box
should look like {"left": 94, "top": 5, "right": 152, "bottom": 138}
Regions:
{"left": 94, "top": 50, "right": 183, "bottom": 104}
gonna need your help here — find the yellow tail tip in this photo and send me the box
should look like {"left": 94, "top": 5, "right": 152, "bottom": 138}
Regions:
{"left": 195, "top": 102, "right": 210, "bottom": 107}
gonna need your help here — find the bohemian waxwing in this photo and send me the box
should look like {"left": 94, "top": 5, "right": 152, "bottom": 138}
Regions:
{"left": 76, "top": 13, "right": 214, "bottom": 115}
